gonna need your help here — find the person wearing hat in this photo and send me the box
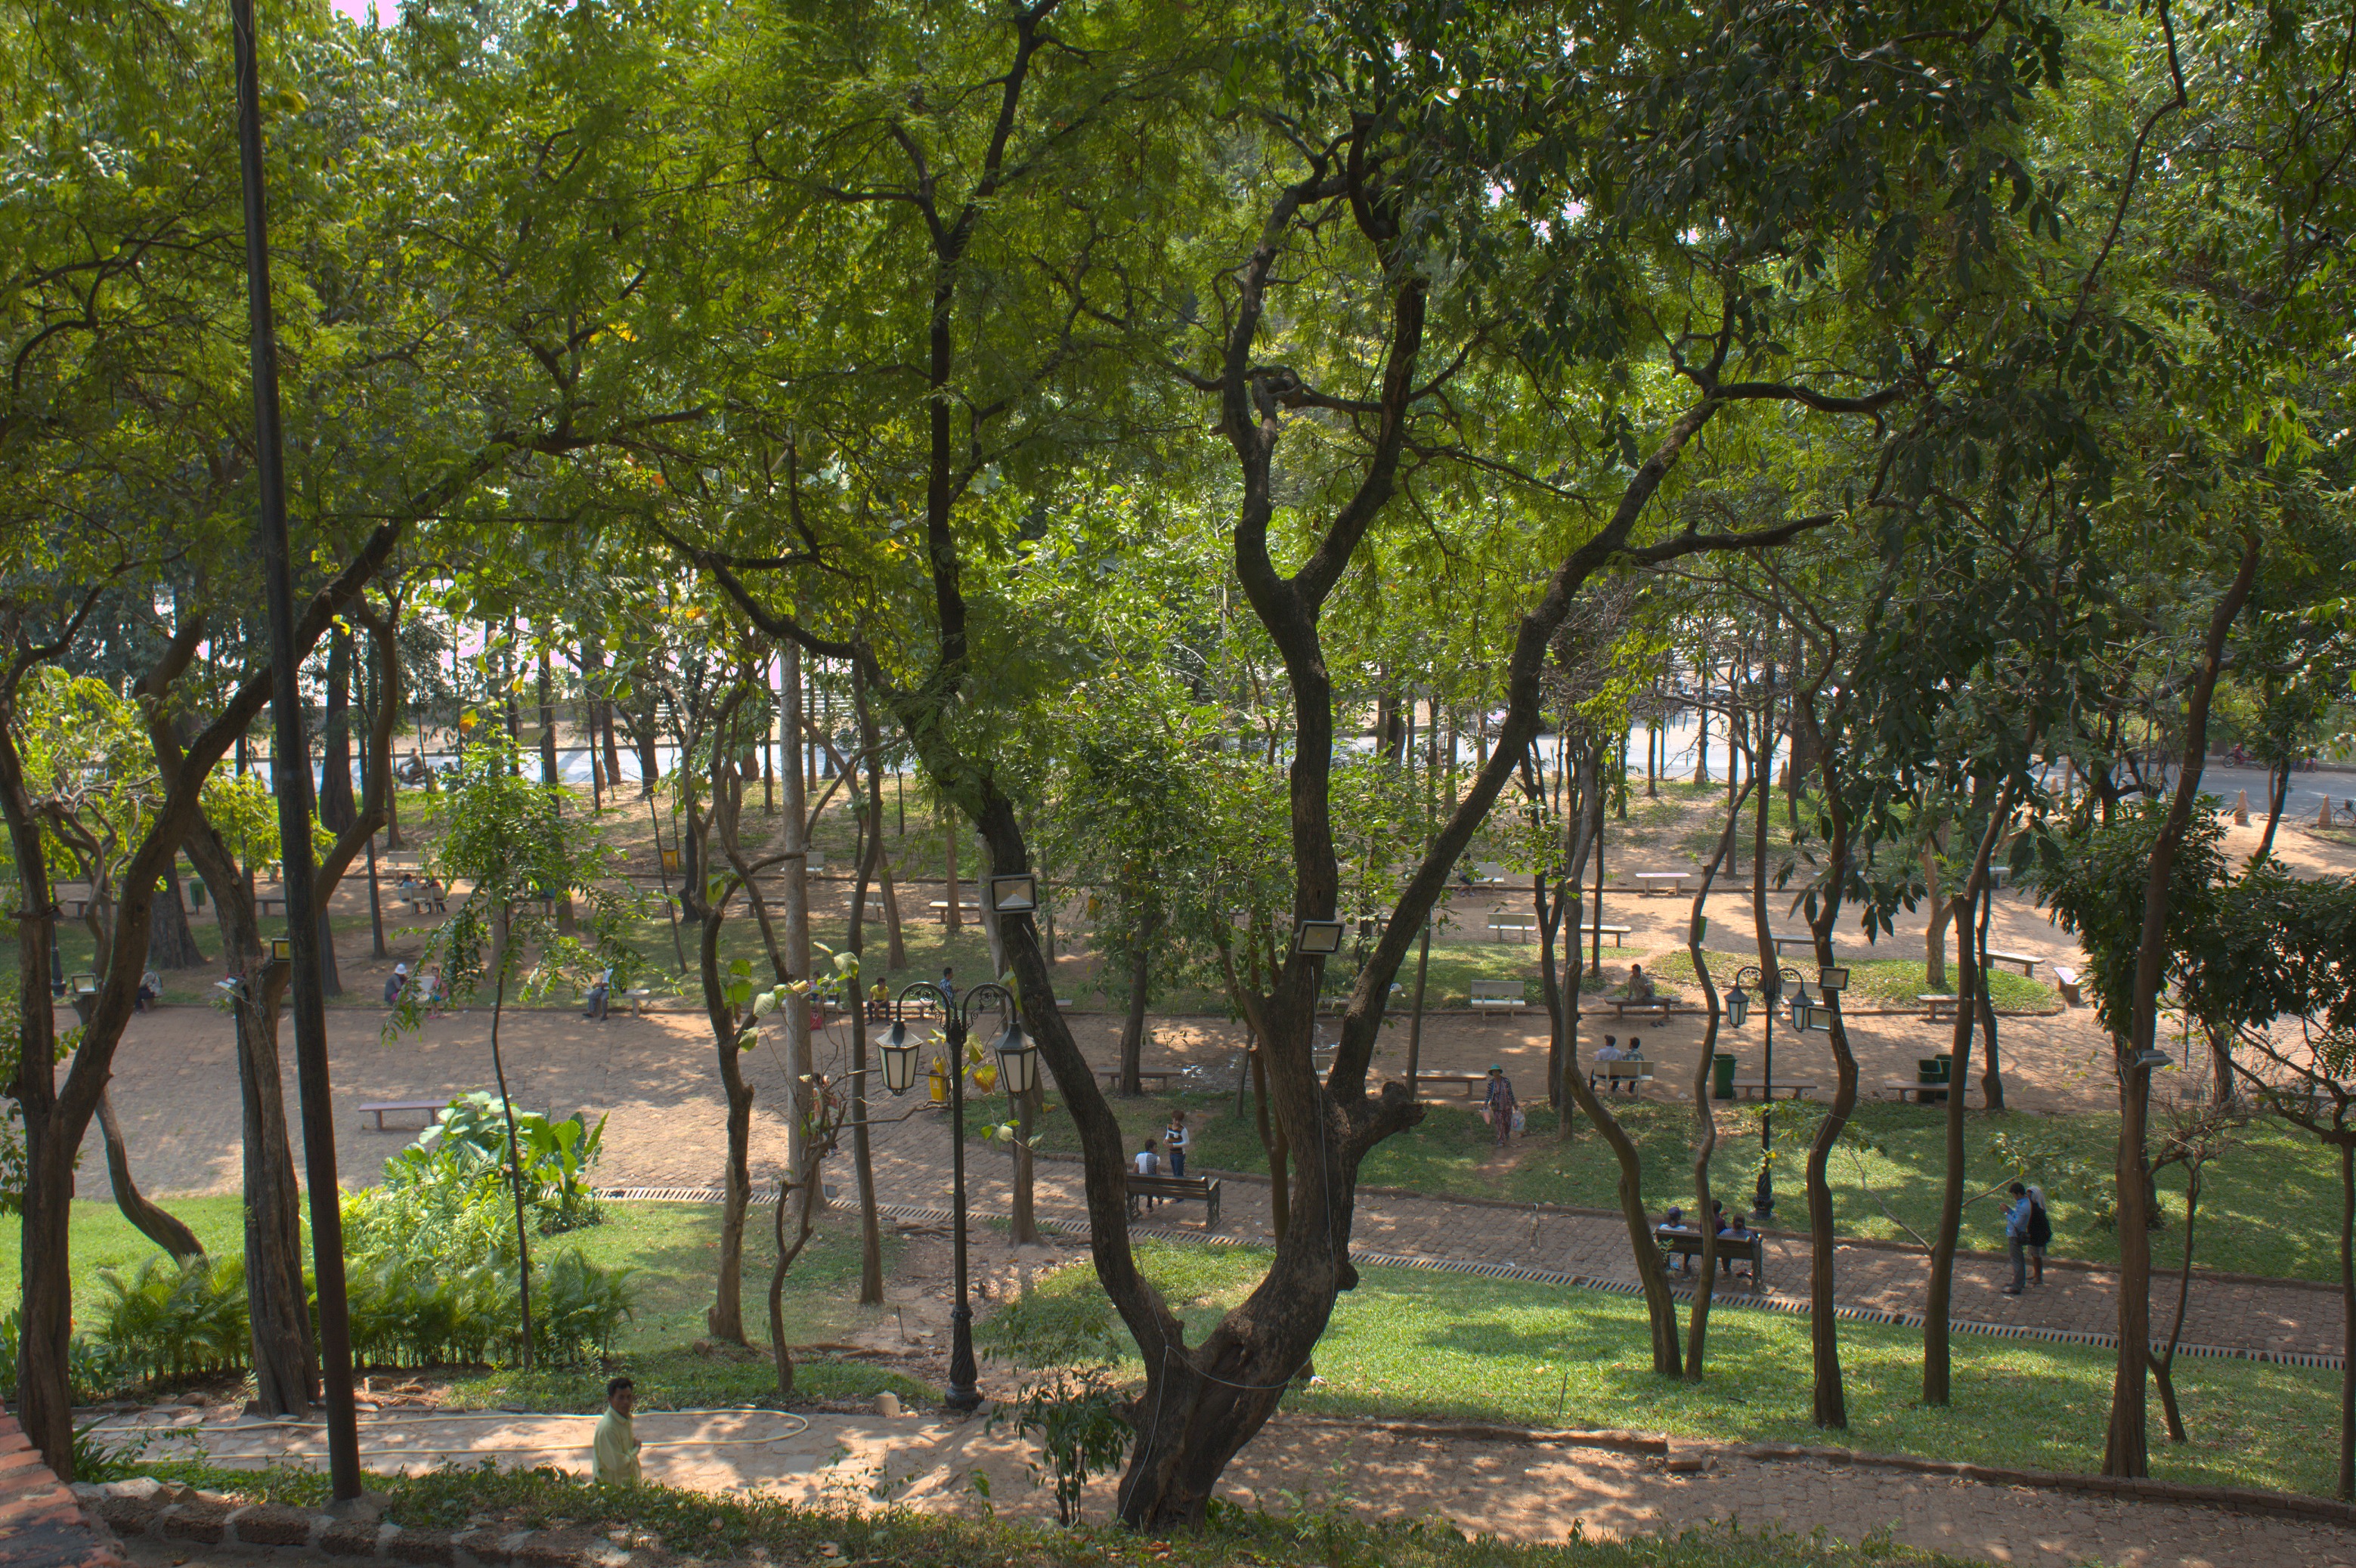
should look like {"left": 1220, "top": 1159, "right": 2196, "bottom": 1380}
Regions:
{"left": 1483, "top": 1063, "right": 1518, "bottom": 1147}
{"left": 383, "top": 963, "right": 409, "bottom": 1008}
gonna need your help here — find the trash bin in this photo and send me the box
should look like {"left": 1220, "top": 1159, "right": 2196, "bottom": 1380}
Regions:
{"left": 1713, "top": 1053, "right": 1737, "bottom": 1100}
{"left": 1933, "top": 1053, "right": 1954, "bottom": 1082}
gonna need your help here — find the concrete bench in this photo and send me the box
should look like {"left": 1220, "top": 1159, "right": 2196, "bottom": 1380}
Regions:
{"left": 1125, "top": 1173, "right": 1221, "bottom": 1229}
{"left": 1633, "top": 872, "right": 1690, "bottom": 896}
{"left": 1607, "top": 994, "right": 1671, "bottom": 1021}
{"left": 1468, "top": 979, "right": 1528, "bottom": 1010}
{"left": 2052, "top": 964, "right": 2082, "bottom": 1007}
{"left": 1983, "top": 949, "right": 2042, "bottom": 978}
{"left": 1882, "top": 1077, "right": 1972, "bottom": 1105}
{"left": 1769, "top": 932, "right": 1817, "bottom": 956}
{"left": 1919, "top": 994, "right": 1963, "bottom": 1022}
{"left": 1729, "top": 1077, "right": 1816, "bottom": 1100}
{"left": 1487, "top": 914, "right": 1537, "bottom": 942}
{"left": 1579, "top": 924, "right": 1633, "bottom": 948}
{"left": 358, "top": 1098, "right": 450, "bottom": 1131}
{"left": 1416, "top": 1072, "right": 1490, "bottom": 1098}
{"left": 1098, "top": 1067, "right": 1181, "bottom": 1093}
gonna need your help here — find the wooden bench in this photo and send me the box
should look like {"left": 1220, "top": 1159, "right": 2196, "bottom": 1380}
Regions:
{"left": 1125, "top": 1173, "right": 1221, "bottom": 1229}
{"left": 1468, "top": 979, "right": 1528, "bottom": 1010}
{"left": 1633, "top": 871, "right": 1690, "bottom": 896}
{"left": 1487, "top": 914, "right": 1537, "bottom": 942}
{"left": 1580, "top": 924, "right": 1633, "bottom": 948}
{"left": 1416, "top": 1072, "right": 1490, "bottom": 1098}
{"left": 1918, "top": 994, "right": 1963, "bottom": 1022}
{"left": 255, "top": 895, "right": 287, "bottom": 918}
{"left": 1728, "top": 1077, "right": 1816, "bottom": 1100}
{"left": 1882, "top": 1077, "right": 1966, "bottom": 1104}
{"left": 1769, "top": 932, "right": 1817, "bottom": 956}
{"left": 928, "top": 899, "right": 981, "bottom": 920}
{"left": 358, "top": 1098, "right": 450, "bottom": 1131}
{"left": 1098, "top": 1067, "right": 1181, "bottom": 1093}
{"left": 1654, "top": 1226, "right": 1766, "bottom": 1288}
{"left": 2051, "top": 964, "right": 2082, "bottom": 1007}
{"left": 1590, "top": 1058, "right": 1652, "bottom": 1093}
{"left": 1983, "top": 949, "right": 2042, "bottom": 978}
{"left": 1607, "top": 994, "right": 1671, "bottom": 1021}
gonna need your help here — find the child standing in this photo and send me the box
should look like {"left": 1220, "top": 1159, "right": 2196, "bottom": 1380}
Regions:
{"left": 1163, "top": 1110, "right": 1190, "bottom": 1180}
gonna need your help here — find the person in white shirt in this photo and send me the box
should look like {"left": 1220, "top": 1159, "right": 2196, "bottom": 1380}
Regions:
{"left": 1164, "top": 1112, "right": 1190, "bottom": 1179}
{"left": 1133, "top": 1140, "right": 1161, "bottom": 1211}
{"left": 1593, "top": 1035, "right": 1625, "bottom": 1062}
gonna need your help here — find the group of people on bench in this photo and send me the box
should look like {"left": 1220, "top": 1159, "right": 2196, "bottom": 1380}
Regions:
{"left": 1657, "top": 1201, "right": 1757, "bottom": 1279}
{"left": 1130, "top": 1110, "right": 1191, "bottom": 1208}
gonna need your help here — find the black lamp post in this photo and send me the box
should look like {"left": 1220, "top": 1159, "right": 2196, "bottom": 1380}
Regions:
{"left": 1724, "top": 951, "right": 1828, "bottom": 1224}
{"left": 876, "top": 969, "right": 1039, "bottom": 1415}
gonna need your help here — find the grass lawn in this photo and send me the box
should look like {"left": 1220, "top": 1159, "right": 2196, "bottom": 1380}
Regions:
{"left": 1032, "top": 1240, "right": 2343, "bottom": 1499}
{"left": 1010, "top": 1092, "right": 2338, "bottom": 1282}
{"left": 17, "top": 1198, "right": 920, "bottom": 1409}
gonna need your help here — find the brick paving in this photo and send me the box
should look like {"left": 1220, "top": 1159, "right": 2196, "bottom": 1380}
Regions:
{"left": 0, "top": 1415, "right": 123, "bottom": 1568}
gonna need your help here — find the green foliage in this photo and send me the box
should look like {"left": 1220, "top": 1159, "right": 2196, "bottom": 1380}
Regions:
{"left": 89, "top": 1254, "right": 249, "bottom": 1383}
{"left": 2034, "top": 799, "right": 2230, "bottom": 1043}
{"left": 386, "top": 1092, "right": 607, "bottom": 1232}
{"left": 980, "top": 1289, "right": 1134, "bottom": 1524}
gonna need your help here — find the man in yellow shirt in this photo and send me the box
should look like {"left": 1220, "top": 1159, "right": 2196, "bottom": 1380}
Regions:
{"left": 593, "top": 1376, "right": 640, "bottom": 1485}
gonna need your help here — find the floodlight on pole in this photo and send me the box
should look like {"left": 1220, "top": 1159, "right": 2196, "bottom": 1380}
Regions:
{"left": 1294, "top": 919, "right": 1345, "bottom": 955}
{"left": 988, "top": 872, "right": 1039, "bottom": 914}
{"left": 1818, "top": 966, "right": 1850, "bottom": 994}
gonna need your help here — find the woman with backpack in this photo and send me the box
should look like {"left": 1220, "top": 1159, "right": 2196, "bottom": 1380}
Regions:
{"left": 2025, "top": 1184, "right": 2050, "bottom": 1286}
{"left": 2004, "top": 1182, "right": 2052, "bottom": 1294}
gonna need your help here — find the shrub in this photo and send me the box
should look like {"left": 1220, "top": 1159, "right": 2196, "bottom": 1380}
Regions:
{"left": 387, "top": 1093, "right": 605, "bottom": 1233}
{"left": 90, "top": 1254, "right": 248, "bottom": 1383}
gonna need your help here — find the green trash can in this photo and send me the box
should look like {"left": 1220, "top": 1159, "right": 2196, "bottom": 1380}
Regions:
{"left": 1933, "top": 1053, "right": 1954, "bottom": 1082}
{"left": 1713, "top": 1053, "right": 1738, "bottom": 1100}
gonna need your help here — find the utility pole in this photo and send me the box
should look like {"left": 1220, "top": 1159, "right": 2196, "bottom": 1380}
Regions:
{"left": 231, "top": 0, "right": 361, "bottom": 1500}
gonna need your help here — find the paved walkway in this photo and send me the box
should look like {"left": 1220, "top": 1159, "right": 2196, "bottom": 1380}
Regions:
{"left": 0, "top": 1415, "right": 120, "bottom": 1568}
{"left": 852, "top": 1114, "right": 2342, "bottom": 1364}
{"left": 79, "top": 1404, "right": 2356, "bottom": 1568}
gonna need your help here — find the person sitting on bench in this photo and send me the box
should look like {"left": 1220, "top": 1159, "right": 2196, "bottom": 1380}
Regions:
{"left": 1133, "top": 1139, "right": 1161, "bottom": 1210}
{"left": 1658, "top": 1206, "right": 1695, "bottom": 1274}
{"left": 384, "top": 962, "right": 409, "bottom": 1008}
{"left": 584, "top": 966, "right": 613, "bottom": 1022}
{"left": 1625, "top": 1035, "right": 1643, "bottom": 1058}
{"left": 1593, "top": 1034, "right": 1624, "bottom": 1064}
{"left": 1717, "top": 1210, "right": 1755, "bottom": 1276}
{"left": 1626, "top": 963, "right": 1655, "bottom": 1001}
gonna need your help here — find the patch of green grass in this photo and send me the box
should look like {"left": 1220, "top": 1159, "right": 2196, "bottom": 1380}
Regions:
{"left": 1014, "top": 1091, "right": 2337, "bottom": 1283}
{"left": 145, "top": 1456, "right": 1979, "bottom": 1566}
{"left": 15, "top": 1198, "right": 901, "bottom": 1388}
{"left": 441, "top": 1347, "right": 929, "bottom": 1412}
{"left": 1038, "top": 1241, "right": 2341, "bottom": 1499}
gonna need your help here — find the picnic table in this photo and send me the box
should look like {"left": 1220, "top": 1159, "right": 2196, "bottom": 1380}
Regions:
{"left": 1728, "top": 1077, "right": 1816, "bottom": 1100}
{"left": 1633, "top": 871, "right": 1690, "bottom": 896}
{"left": 358, "top": 1098, "right": 450, "bottom": 1131}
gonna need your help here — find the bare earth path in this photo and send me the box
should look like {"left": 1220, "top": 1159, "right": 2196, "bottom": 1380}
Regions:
{"left": 84, "top": 1403, "right": 2356, "bottom": 1568}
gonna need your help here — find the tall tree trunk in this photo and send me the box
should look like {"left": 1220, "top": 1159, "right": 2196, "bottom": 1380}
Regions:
{"left": 1683, "top": 776, "right": 1753, "bottom": 1378}
{"left": 782, "top": 641, "right": 819, "bottom": 1208}
{"left": 1974, "top": 880, "right": 2005, "bottom": 1112}
{"left": 1924, "top": 794, "right": 2008, "bottom": 1405}
{"left": 536, "top": 645, "right": 559, "bottom": 787}
{"left": 943, "top": 788, "right": 961, "bottom": 932}
{"left": 850, "top": 675, "right": 887, "bottom": 1301}
{"left": 2107, "top": 537, "right": 2256, "bottom": 1479}
{"left": 2338, "top": 1135, "right": 2354, "bottom": 1499}
{"left": 488, "top": 958, "right": 536, "bottom": 1368}
{"left": 319, "top": 623, "right": 358, "bottom": 831}
{"left": 1922, "top": 845, "right": 1950, "bottom": 993}
{"left": 1116, "top": 918, "right": 1155, "bottom": 1096}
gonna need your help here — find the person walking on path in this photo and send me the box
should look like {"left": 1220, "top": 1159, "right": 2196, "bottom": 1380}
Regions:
{"left": 2024, "top": 1183, "right": 2050, "bottom": 1286}
{"left": 1483, "top": 1064, "right": 1517, "bottom": 1147}
{"left": 2003, "top": 1182, "right": 2034, "bottom": 1295}
{"left": 593, "top": 1376, "right": 641, "bottom": 1485}
{"left": 1164, "top": 1110, "right": 1189, "bottom": 1180}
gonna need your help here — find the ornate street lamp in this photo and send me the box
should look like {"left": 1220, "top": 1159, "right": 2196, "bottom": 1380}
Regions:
{"left": 878, "top": 978, "right": 1026, "bottom": 1413}
{"left": 1726, "top": 962, "right": 1804, "bottom": 1220}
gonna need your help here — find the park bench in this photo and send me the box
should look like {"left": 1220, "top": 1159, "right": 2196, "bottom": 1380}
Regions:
{"left": 358, "top": 1098, "right": 451, "bottom": 1131}
{"left": 1633, "top": 871, "right": 1690, "bottom": 896}
{"left": 2052, "top": 964, "right": 2082, "bottom": 1007}
{"left": 1881, "top": 1077, "right": 1980, "bottom": 1106}
{"left": 1728, "top": 1077, "right": 1816, "bottom": 1100}
{"left": 1918, "top": 994, "right": 1962, "bottom": 1022}
{"left": 1125, "top": 1172, "right": 1221, "bottom": 1229}
{"left": 928, "top": 898, "right": 981, "bottom": 921}
{"left": 1487, "top": 913, "right": 1537, "bottom": 942}
{"left": 621, "top": 988, "right": 657, "bottom": 1017}
{"left": 1098, "top": 1067, "right": 1181, "bottom": 1093}
{"left": 1590, "top": 1058, "right": 1652, "bottom": 1094}
{"left": 1607, "top": 993, "right": 1671, "bottom": 1022}
{"left": 255, "top": 894, "right": 287, "bottom": 917}
{"left": 1982, "top": 949, "right": 2042, "bottom": 978}
{"left": 1416, "top": 1072, "right": 1490, "bottom": 1098}
{"left": 1468, "top": 979, "right": 1527, "bottom": 1010}
{"left": 1653, "top": 1226, "right": 1767, "bottom": 1288}
{"left": 1578, "top": 923, "right": 1633, "bottom": 948}
{"left": 1769, "top": 932, "right": 1818, "bottom": 957}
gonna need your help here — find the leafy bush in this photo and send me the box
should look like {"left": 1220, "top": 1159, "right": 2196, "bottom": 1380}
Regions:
{"left": 90, "top": 1254, "right": 247, "bottom": 1383}
{"left": 980, "top": 1286, "right": 1133, "bottom": 1525}
{"left": 386, "top": 1093, "right": 606, "bottom": 1233}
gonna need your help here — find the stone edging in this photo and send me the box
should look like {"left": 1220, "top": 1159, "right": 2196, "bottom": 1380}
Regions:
{"left": 76, "top": 1481, "right": 627, "bottom": 1568}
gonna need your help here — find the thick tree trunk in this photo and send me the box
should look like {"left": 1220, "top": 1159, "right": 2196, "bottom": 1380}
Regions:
{"left": 1924, "top": 795, "right": 2008, "bottom": 1405}
{"left": 878, "top": 848, "right": 909, "bottom": 970}
{"left": 1922, "top": 847, "right": 1949, "bottom": 993}
{"left": 850, "top": 676, "right": 887, "bottom": 1303}
{"left": 2338, "top": 1136, "right": 2354, "bottom": 1499}
{"left": 1683, "top": 776, "right": 1751, "bottom": 1378}
{"left": 2107, "top": 537, "right": 2255, "bottom": 1479}
{"left": 488, "top": 967, "right": 537, "bottom": 1368}
{"left": 781, "top": 642, "right": 819, "bottom": 1208}
{"left": 536, "top": 646, "right": 559, "bottom": 787}
{"left": 147, "top": 866, "right": 206, "bottom": 969}
{"left": 2257, "top": 755, "right": 2289, "bottom": 860}
{"left": 1975, "top": 883, "right": 2005, "bottom": 1112}
{"left": 943, "top": 790, "right": 961, "bottom": 931}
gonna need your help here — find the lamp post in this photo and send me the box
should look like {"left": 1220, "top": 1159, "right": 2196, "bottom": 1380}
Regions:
{"left": 876, "top": 975, "right": 1038, "bottom": 1415}
{"left": 1723, "top": 962, "right": 1813, "bottom": 1220}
